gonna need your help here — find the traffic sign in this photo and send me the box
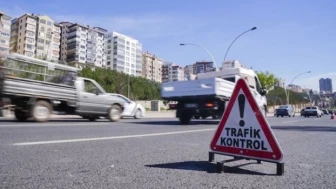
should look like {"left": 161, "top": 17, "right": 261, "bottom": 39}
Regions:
{"left": 210, "top": 78, "right": 283, "bottom": 162}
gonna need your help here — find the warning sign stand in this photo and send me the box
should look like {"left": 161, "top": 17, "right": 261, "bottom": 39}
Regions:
{"left": 208, "top": 151, "right": 284, "bottom": 175}
{"left": 208, "top": 78, "right": 284, "bottom": 175}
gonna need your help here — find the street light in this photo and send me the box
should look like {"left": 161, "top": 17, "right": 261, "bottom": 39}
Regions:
{"left": 223, "top": 27, "right": 257, "bottom": 63}
{"left": 179, "top": 43, "right": 218, "bottom": 71}
{"left": 286, "top": 71, "right": 311, "bottom": 104}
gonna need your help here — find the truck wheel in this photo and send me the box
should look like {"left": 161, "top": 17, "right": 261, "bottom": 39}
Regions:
{"left": 212, "top": 115, "right": 219, "bottom": 119}
{"left": 14, "top": 109, "right": 29, "bottom": 122}
{"left": 179, "top": 114, "right": 192, "bottom": 125}
{"left": 32, "top": 100, "right": 52, "bottom": 122}
{"left": 108, "top": 105, "right": 121, "bottom": 122}
{"left": 194, "top": 116, "right": 200, "bottom": 119}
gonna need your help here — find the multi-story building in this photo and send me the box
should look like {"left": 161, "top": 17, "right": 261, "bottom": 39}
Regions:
{"left": 319, "top": 78, "right": 333, "bottom": 94}
{"left": 288, "top": 84, "right": 303, "bottom": 93}
{"left": 193, "top": 61, "right": 214, "bottom": 74}
{"left": 162, "top": 62, "right": 184, "bottom": 83}
{"left": 59, "top": 22, "right": 107, "bottom": 67}
{"left": 184, "top": 65, "right": 193, "bottom": 75}
{"left": 0, "top": 11, "right": 11, "bottom": 57}
{"left": 10, "top": 14, "right": 61, "bottom": 61}
{"left": 221, "top": 60, "right": 245, "bottom": 70}
{"left": 142, "top": 51, "right": 163, "bottom": 83}
{"left": 105, "top": 31, "right": 142, "bottom": 76}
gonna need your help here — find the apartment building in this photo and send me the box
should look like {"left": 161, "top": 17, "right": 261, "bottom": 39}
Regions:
{"left": 105, "top": 31, "right": 142, "bottom": 76}
{"left": 162, "top": 62, "right": 185, "bottom": 83}
{"left": 184, "top": 65, "right": 193, "bottom": 75}
{"left": 0, "top": 11, "right": 11, "bottom": 57}
{"left": 193, "top": 61, "right": 214, "bottom": 74}
{"left": 142, "top": 52, "right": 163, "bottom": 83}
{"left": 319, "top": 78, "right": 333, "bottom": 94}
{"left": 59, "top": 22, "right": 107, "bottom": 68}
{"left": 10, "top": 14, "right": 61, "bottom": 61}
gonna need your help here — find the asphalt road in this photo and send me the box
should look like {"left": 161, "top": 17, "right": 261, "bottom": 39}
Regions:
{"left": 1, "top": 115, "right": 336, "bottom": 189}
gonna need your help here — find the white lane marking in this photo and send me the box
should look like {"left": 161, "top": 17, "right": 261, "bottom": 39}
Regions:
{"left": 12, "top": 128, "right": 216, "bottom": 146}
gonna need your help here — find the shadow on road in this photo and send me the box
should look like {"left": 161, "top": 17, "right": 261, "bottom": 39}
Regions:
{"left": 272, "top": 125, "right": 336, "bottom": 132}
{"left": 146, "top": 161, "right": 276, "bottom": 175}
{"left": 0, "top": 119, "right": 111, "bottom": 123}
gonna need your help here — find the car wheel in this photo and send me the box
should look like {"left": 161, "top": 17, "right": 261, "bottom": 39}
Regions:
{"left": 108, "top": 105, "right": 122, "bottom": 122}
{"left": 134, "top": 109, "right": 142, "bottom": 119}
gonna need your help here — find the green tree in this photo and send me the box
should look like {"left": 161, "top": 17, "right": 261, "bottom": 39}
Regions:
{"left": 256, "top": 71, "right": 279, "bottom": 91}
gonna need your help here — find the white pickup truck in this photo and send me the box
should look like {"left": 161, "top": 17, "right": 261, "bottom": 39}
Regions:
{"left": 0, "top": 53, "right": 125, "bottom": 122}
{"left": 161, "top": 67, "right": 268, "bottom": 124}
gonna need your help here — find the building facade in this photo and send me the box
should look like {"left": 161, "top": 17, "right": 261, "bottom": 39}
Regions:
{"left": 162, "top": 62, "right": 184, "bottom": 83}
{"left": 288, "top": 84, "right": 303, "bottom": 93}
{"left": 0, "top": 11, "right": 11, "bottom": 57}
{"left": 10, "top": 14, "right": 61, "bottom": 61}
{"left": 184, "top": 65, "right": 193, "bottom": 75}
{"left": 319, "top": 78, "right": 333, "bottom": 94}
{"left": 193, "top": 61, "right": 214, "bottom": 74}
{"left": 59, "top": 22, "right": 106, "bottom": 67}
{"left": 105, "top": 31, "right": 142, "bottom": 76}
{"left": 142, "top": 52, "right": 163, "bottom": 83}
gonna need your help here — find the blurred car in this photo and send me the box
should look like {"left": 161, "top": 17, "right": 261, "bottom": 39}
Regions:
{"left": 300, "top": 109, "right": 305, "bottom": 116}
{"left": 274, "top": 105, "right": 295, "bottom": 117}
{"left": 109, "top": 93, "right": 146, "bottom": 119}
{"left": 303, "top": 106, "right": 322, "bottom": 118}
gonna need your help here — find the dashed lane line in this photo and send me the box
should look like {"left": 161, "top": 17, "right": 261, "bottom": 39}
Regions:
{"left": 12, "top": 128, "right": 216, "bottom": 146}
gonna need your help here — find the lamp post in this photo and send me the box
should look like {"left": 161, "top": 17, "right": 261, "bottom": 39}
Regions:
{"left": 179, "top": 43, "right": 218, "bottom": 71}
{"left": 223, "top": 27, "right": 257, "bottom": 63}
{"left": 287, "top": 71, "right": 311, "bottom": 104}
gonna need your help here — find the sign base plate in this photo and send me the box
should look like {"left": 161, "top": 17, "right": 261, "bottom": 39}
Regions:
{"left": 208, "top": 151, "right": 284, "bottom": 176}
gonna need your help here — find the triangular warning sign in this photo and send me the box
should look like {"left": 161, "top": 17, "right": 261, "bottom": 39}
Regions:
{"left": 210, "top": 78, "right": 283, "bottom": 162}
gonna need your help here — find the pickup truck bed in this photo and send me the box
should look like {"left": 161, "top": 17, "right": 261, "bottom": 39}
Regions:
{"left": 2, "top": 76, "right": 77, "bottom": 103}
{"left": 161, "top": 77, "right": 235, "bottom": 101}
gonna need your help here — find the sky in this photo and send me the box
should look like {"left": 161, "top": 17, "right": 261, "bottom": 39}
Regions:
{"left": 1, "top": 0, "right": 336, "bottom": 92}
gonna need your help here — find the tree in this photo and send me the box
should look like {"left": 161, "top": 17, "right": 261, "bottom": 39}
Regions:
{"left": 256, "top": 71, "right": 279, "bottom": 91}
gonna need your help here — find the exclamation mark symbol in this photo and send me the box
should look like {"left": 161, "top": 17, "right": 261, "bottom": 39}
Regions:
{"left": 238, "top": 94, "right": 245, "bottom": 127}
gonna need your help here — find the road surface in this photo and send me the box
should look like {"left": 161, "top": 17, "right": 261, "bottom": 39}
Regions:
{"left": 0, "top": 115, "right": 335, "bottom": 188}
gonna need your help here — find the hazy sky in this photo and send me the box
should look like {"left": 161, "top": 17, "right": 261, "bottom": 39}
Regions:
{"left": 1, "top": 0, "right": 335, "bottom": 91}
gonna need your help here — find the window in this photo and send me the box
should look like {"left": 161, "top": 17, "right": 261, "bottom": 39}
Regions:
{"left": 126, "top": 47, "right": 130, "bottom": 50}
{"left": 26, "top": 44, "right": 33, "bottom": 50}
{"left": 80, "top": 56, "right": 85, "bottom": 60}
{"left": 84, "top": 80, "right": 102, "bottom": 94}
{"left": 255, "top": 76, "right": 262, "bottom": 93}
{"left": 47, "top": 21, "right": 52, "bottom": 26}
{"left": 38, "top": 38, "right": 44, "bottom": 43}
{"left": 0, "top": 39, "right": 7, "bottom": 44}
{"left": 80, "top": 45, "right": 85, "bottom": 49}
{"left": 26, "top": 37, "right": 34, "bottom": 43}
{"left": 40, "top": 27, "right": 45, "bottom": 32}
{"left": 40, "top": 19, "right": 46, "bottom": 24}
{"left": 37, "top": 46, "right": 44, "bottom": 50}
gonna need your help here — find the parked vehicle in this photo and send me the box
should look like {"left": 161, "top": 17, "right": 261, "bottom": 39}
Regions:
{"left": 0, "top": 53, "right": 125, "bottom": 122}
{"left": 303, "top": 106, "right": 322, "bottom": 118}
{"left": 274, "top": 105, "right": 295, "bottom": 117}
{"left": 161, "top": 66, "right": 267, "bottom": 124}
{"left": 109, "top": 93, "right": 146, "bottom": 119}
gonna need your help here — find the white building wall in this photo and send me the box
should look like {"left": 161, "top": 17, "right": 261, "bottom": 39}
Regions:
{"left": 105, "top": 31, "right": 142, "bottom": 76}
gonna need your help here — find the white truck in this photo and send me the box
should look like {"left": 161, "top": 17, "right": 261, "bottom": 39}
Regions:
{"left": 0, "top": 53, "right": 125, "bottom": 122}
{"left": 161, "top": 67, "right": 268, "bottom": 124}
